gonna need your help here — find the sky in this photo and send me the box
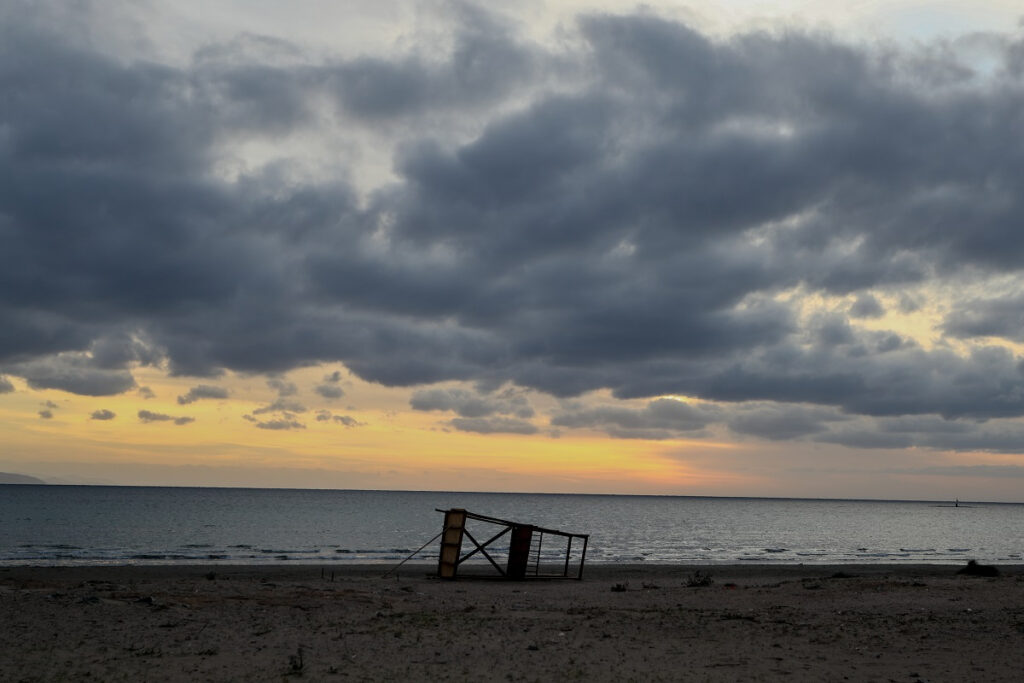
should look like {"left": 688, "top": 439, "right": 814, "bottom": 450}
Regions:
{"left": 2, "top": 0, "right": 1024, "bottom": 500}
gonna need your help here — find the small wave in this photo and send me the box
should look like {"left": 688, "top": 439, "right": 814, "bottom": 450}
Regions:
{"left": 762, "top": 548, "right": 788, "bottom": 553}
{"left": 947, "top": 548, "right": 970, "bottom": 552}
{"left": 184, "top": 544, "right": 212, "bottom": 549}
{"left": 899, "top": 548, "right": 936, "bottom": 552}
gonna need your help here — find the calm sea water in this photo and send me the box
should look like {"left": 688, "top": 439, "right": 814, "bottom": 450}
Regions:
{"left": 2, "top": 485, "right": 1022, "bottom": 566}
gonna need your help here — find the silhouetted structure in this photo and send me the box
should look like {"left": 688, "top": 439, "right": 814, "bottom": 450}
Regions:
{"left": 436, "top": 508, "right": 588, "bottom": 580}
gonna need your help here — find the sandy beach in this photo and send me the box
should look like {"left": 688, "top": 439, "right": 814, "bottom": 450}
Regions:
{"left": 2, "top": 563, "right": 1023, "bottom": 681}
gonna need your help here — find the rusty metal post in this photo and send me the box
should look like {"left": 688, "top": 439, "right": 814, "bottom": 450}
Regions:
{"left": 437, "top": 508, "right": 466, "bottom": 579}
{"left": 506, "top": 524, "right": 533, "bottom": 579}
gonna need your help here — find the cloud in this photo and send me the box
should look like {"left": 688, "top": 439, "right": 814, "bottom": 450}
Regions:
{"left": 254, "top": 419, "right": 305, "bottom": 430}
{"left": 90, "top": 409, "right": 116, "bottom": 420}
{"left": 4, "top": 5, "right": 1024, "bottom": 454}
{"left": 552, "top": 398, "right": 719, "bottom": 440}
{"left": 4, "top": 354, "right": 135, "bottom": 396}
{"left": 267, "top": 378, "right": 298, "bottom": 397}
{"left": 38, "top": 409, "right": 53, "bottom": 419}
{"left": 410, "top": 387, "right": 533, "bottom": 418}
{"left": 138, "top": 410, "right": 194, "bottom": 425}
{"left": 251, "top": 398, "right": 305, "bottom": 415}
{"left": 727, "top": 404, "right": 847, "bottom": 441}
{"left": 177, "top": 384, "right": 229, "bottom": 404}
{"left": 898, "top": 465, "right": 1024, "bottom": 478}
{"left": 849, "top": 294, "right": 885, "bottom": 319}
{"left": 448, "top": 416, "right": 538, "bottom": 435}
{"left": 315, "top": 384, "right": 344, "bottom": 399}
{"left": 943, "top": 294, "right": 1024, "bottom": 341}
{"left": 0, "top": 376, "right": 13, "bottom": 393}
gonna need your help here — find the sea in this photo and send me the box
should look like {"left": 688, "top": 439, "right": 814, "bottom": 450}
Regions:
{"left": 2, "top": 485, "right": 1022, "bottom": 567}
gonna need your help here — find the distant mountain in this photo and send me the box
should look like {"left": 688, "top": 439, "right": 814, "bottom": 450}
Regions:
{"left": 0, "top": 472, "right": 48, "bottom": 485}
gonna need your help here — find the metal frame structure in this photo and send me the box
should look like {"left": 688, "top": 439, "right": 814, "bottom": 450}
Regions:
{"left": 436, "top": 508, "right": 589, "bottom": 580}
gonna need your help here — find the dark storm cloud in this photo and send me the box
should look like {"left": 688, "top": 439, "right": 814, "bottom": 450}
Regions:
{"left": 138, "top": 410, "right": 194, "bottom": 425}
{"left": 727, "top": 404, "right": 847, "bottom": 441}
{"left": 90, "top": 409, "right": 116, "bottom": 420}
{"left": 5, "top": 6, "right": 1024, "bottom": 451}
{"left": 177, "top": 384, "right": 230, "bottom": 405}
{"left": 943, "top": 294, "right": 1024, "bottom": 341}
{"left": 4, "top": 355, "right": 136, "bottom": 396}
{"left": 328, "top": 5, "right": 535, "bottom": 119}
{"left": 849, "top": 294, "right": 885, "bottom": 319}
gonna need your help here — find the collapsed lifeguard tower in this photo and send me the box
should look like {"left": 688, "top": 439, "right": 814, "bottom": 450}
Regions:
{"left": 436, "top": 508, "right": 589, "bottom": 580}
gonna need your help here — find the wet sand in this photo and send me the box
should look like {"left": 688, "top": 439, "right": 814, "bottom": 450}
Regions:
{"left": 2, "top": 563, "right": 1023, "bottom": 681}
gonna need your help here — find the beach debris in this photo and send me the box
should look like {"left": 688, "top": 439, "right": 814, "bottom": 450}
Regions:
{"left": 957, "top": 560, "right": 1000, "bottom": 577}
{"left": 286, "top": 646, "right": 304, "bottom": 675}
{"left": 685, "top": 571, "right": 714, "bottom": 587}
{"left": 434, "top": 508, "right": 589, "bottom": 580}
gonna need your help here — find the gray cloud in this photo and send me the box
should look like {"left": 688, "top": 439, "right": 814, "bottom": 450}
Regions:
{"left": 727, "top": 404, "right": 848, "bottom": 441}
{"left": 898, "top": 465, "right": 1024, "bottom": 478}
{"left": 267, "top": 378, "right": 298, "bottom": 397}
{"left": 410, "top": 387, "right": 533, "bottom": 418}
{"left": 254, "top": 419, "right": 305, "bottom": 430}
{"left": 251, "top": 398, "right": 305, "bottom": 415}
{"left": 4, "top": 5, "right": 1024, "bottom": 453}
{"left": 38, "top": 409, "right": 53, "bottom": 419}
{"left": 315, "top": 384, "right": 344, "bottom": 399}
{"left": 552, "top": 398, "right": 719, "bottom": 440}
{"left": 849, "top": 294, "right": 885, "bottom": 319}
{"left": 177, "top": 384, "right": 229, "bottom": 404}
{"left": 448, "top": 416, "right": 538, "bottom": 435}
{"left": 943, "top": 294, "right": 1024, "bottom": 341}
{"left": 0, "top": 376, "right": 13, "bottom": 393}
{"left": 90, "top": 409, "right": 116, "bottom": 420}
{"left": 138, "top": 410, "right": 194, "bottom": 425}
{"left": 4, "top": 354, "right": 135, "bottom": 396}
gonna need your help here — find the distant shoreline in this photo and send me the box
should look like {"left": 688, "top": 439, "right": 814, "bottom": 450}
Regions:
{"left": 2, "top": 480, "right": 1019, "bottom": 506}
{"left": 4, "top": 561, "right": 1021, "bottom": 579}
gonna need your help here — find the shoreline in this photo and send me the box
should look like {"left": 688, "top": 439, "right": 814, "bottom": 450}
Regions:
{"left": 4, "top": 563, "right": 1023, "bottom": 680}
{"left": 3, "top": 560, "right": 1021, "bottom": 578}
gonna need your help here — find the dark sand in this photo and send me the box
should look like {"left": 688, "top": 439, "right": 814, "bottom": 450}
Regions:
{"left": 2, "top": 563, "right": 1023, "bottom": 681}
